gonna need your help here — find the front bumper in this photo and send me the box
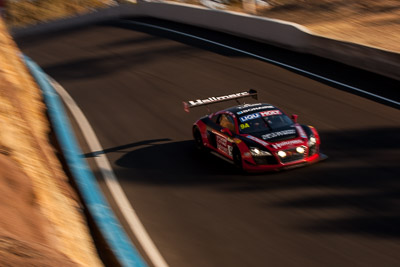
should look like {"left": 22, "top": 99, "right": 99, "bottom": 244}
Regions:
{"left": 242, "top": 152, "right": 327, "bottom": 172}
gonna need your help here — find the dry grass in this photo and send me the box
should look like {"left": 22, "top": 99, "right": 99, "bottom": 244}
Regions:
{"left": 5, "top": 0, "right": 116, "bottom": 27}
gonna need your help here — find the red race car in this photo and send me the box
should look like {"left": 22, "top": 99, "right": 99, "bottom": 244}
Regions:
{"left": 183, "top": 89, "right": 327, "bottom": 172}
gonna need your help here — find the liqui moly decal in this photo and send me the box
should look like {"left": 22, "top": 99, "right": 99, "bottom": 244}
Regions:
{"left": 246, "top": 135, "right": 269, "bottom": 146}
{"left": 295, "top": 125, "right": 307, "bottom": 138}
{"left": 260, "top": 110, "right": 282, "bottom": 117}
{"left": 239, "top": 112, "right": 260, "bottom": 122}
{"left": 262, "top": 129, "right": 296, "bottom": 140}
{"left": 188, "top": 92, "right": 250, "bottom": 106}
{"left": 271, "top": 139, "right": 304, "bottom": 149}
{"left": 237, "top": 105, "right": 273, "bottom": 115}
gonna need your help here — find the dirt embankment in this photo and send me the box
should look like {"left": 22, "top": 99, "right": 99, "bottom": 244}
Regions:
{"left": 0, "top": 18, "right": 102, "bottom": 266}
{"left": 194, "top": 0, "right": 400, "bottom": 53}
{"left": 259, "top": 0, "right": 400, "bottom": 53}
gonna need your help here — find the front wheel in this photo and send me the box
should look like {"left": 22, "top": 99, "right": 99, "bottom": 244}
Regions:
{"left": 232, "top": 146, "right": 243, "bottom": 170}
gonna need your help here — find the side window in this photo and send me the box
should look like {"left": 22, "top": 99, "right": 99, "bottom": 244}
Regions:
{"left": 218, "top": 114, "right": 236, "bottom": 132}
{"left": 211, "top": 114, "right": 219, "bottom": 123}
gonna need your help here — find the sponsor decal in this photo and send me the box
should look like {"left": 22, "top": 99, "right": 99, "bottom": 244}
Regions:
{"left": 295, "top": 125, "right": 307, "bottom": 138}
{"left": 260, "top": 110, "right": 282, "bottom": 117}
{"left": 237, "top": 103, "right": 262, "bottom": 109}
{"left": 234, "top": 139, "right": 242, "bottom": 144}
{"left": 216, "top": 135, "right": 232, "bottom": 155}
{"left": 240, "top": 123, "right": 250, "bottom": 130}
{"left": 271, "top": 139, "right": 304, "bottom": 149}
{"left": 262, "top": 129, "right": 296, "bottom": 140}
{"left": 228, "top": 146, "right": 233, "bottom": 156}
{"left": 189, "top": 92, "right": 250, "bottom": 107}
{"left": 246, "top": 135, "right": 269, "bottom": 146}
{"left": 239, "top": 112, "right": 260, "bottom": 122}
{"left": 237, "top": 105, "right": 273, "bottom": 115}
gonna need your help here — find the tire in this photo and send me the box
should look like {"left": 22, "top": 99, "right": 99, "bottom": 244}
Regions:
{"left": 232, "top": 146, "right": 243, "bottom": 170}
{"left": 193, "top": 127, "right": 205, "bottom": 151}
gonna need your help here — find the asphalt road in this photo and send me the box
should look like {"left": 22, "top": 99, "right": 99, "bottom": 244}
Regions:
{"left": 18, "top": 18, "right": 400, "bottom": 267}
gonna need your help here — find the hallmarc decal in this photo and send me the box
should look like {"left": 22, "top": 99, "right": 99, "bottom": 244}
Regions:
{"left": 271, "top": 139, "right": 303, "bottom": 149}
{"left": 262, "top": 129, "right": 296, "bottom": 140}
{"left": 188, "top": 92, "right": 250, "bottom": 106}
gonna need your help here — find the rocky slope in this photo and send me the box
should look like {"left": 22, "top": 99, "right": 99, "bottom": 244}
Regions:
{"left": 0, "top": 18, "right": 102, "bottom": 267}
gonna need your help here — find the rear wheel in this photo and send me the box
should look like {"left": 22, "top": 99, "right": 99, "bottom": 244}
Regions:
{"left": 193, "top": 127, "right": 205, "bottom": 151}
{"left": 232, "top": 146, "right": 243, "bottom": 170}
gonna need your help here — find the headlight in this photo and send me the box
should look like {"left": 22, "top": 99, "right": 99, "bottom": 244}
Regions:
{"left": 250, "top": 147, "right": 272, "bottom": 156}
{"left": 277, "top": 151, "right": 287, "bottom": 158}
{"left": 308, "top": 135, "right": 316, "bottom": 146}
{"left": 296, "top": 146, "right": 305, "bottom": 154}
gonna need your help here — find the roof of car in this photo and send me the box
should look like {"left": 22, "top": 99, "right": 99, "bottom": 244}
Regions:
{"left": 224, "top": 103, "right": 276, "bottom": 115}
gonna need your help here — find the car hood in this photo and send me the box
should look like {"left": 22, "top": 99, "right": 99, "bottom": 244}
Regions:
{"left": 250, "top": 125, "right": 299, "bottom": 142}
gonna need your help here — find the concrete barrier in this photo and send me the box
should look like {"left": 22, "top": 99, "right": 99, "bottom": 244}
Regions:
{"left": 129, "top": 1, "right": 400, "bottom": 80}
{"left": 12, "top": 2, "right": 400, "bottom": 80}
{"left": 11, "top": 6, "right": 122, "bottom": 38}
{"left": 308, "top": 35, "right": 400, "bottom": 82}
{"left": 131, "top": 2, "right": 312, "bottom": 50}
{"left": 11, "top": 2, "right": 400, "bottom": 80}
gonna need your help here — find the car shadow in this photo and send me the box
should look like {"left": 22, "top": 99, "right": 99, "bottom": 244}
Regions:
{"left": 102, "top": 126, "right": 400, "bottom": 239}
{"left": 113, "top": 139, "right": 265, "bottom": 185}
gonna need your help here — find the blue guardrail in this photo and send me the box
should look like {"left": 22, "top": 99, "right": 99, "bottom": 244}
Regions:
{"left": 24, "top": 55, "right": 147, "bottom": 267}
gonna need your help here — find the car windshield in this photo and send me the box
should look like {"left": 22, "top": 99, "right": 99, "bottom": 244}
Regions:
{"left": 238, "top": 113, "right": 294, "bottom": 134}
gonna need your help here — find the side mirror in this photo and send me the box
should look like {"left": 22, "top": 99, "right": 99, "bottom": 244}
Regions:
{"left": 221, "top": 128, "right": 233, "bottom": 136}
{"left": 291, "top": 114, "right": 298, "bottom": 123}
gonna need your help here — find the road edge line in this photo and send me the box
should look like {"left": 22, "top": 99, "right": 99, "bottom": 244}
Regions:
{"left": 49, "top": 76, "right": 169, "bottom": 267}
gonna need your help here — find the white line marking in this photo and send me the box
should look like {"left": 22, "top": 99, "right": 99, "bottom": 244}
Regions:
{"left": 50, "top": 78, "right": 169, "bottom": 267}
{"left": 123, "top": 20, "right": 400, "bottom": 108}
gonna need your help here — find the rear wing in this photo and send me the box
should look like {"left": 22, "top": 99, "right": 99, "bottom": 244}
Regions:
{"left": 183, "top": 89, "right": 258, "bottom": 112}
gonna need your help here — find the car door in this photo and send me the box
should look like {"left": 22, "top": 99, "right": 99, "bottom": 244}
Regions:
{"left": 212, "top": 113, "right": 236, "bottom": 159}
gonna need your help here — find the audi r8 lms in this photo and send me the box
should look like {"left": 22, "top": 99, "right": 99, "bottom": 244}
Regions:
{"left": 183, "top": 89, "right": 326, "bottom": 172}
